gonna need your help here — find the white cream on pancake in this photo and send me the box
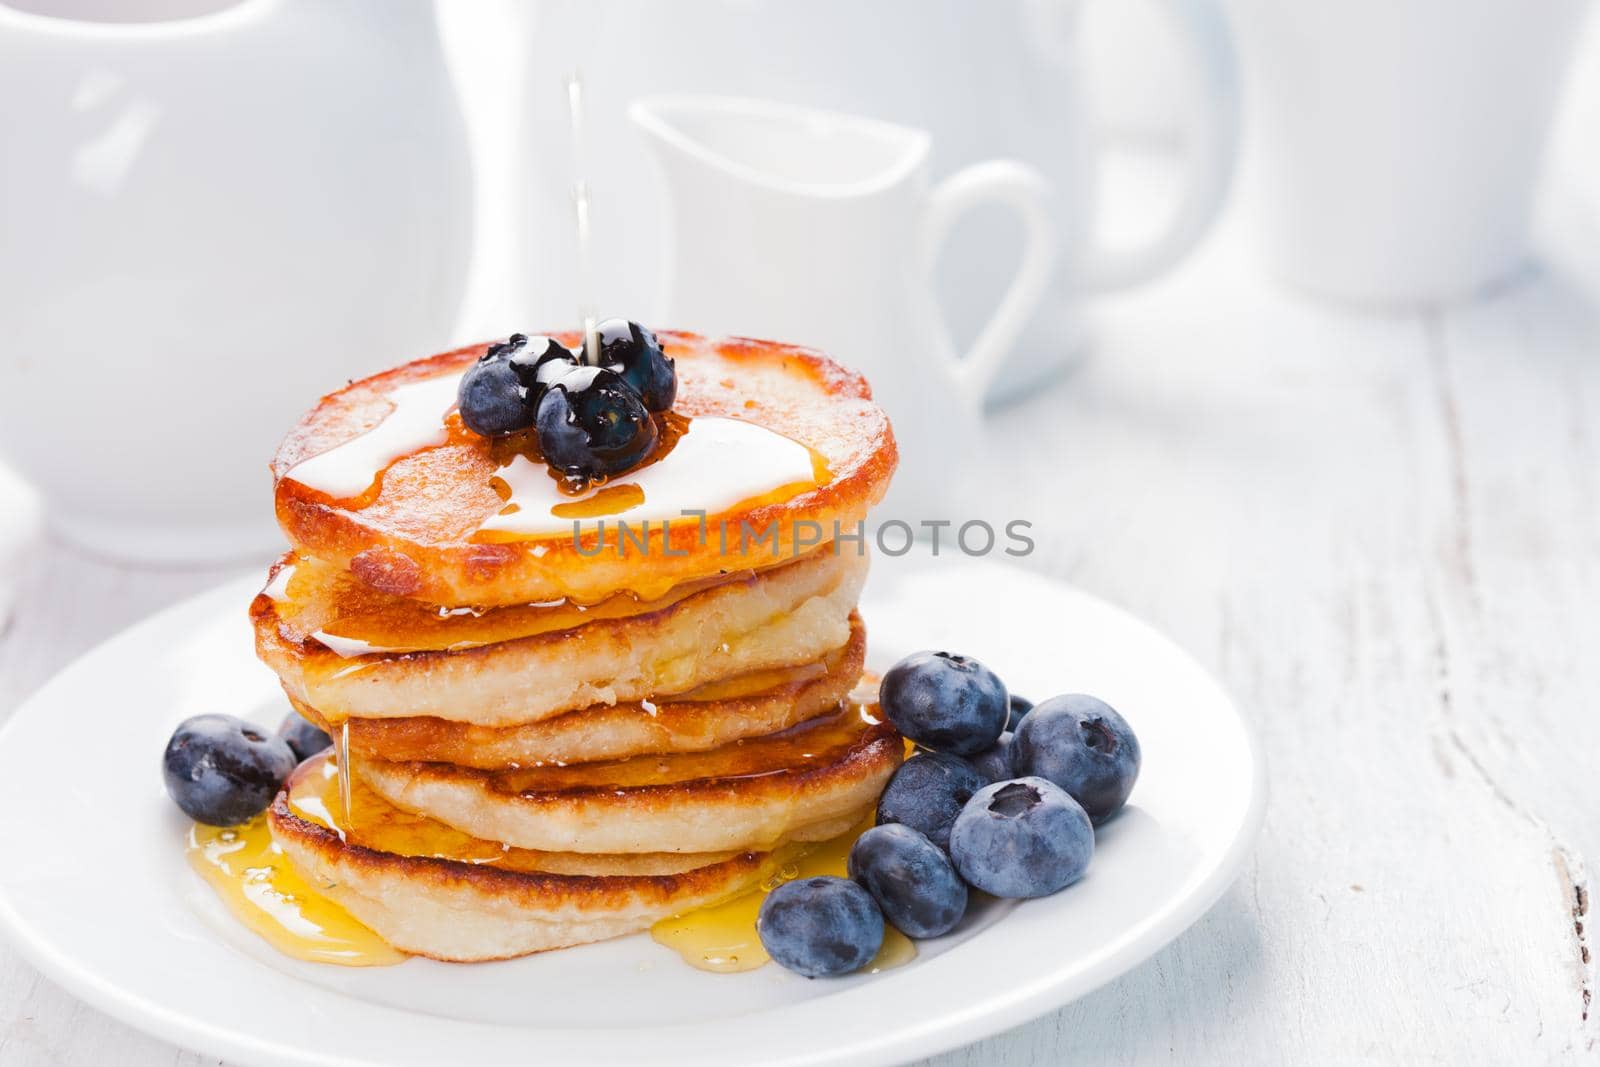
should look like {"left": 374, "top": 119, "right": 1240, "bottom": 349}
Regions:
{"left": 283, "top": 374, "right": 458, "bottom": 499}
{"left": 478, "top": 415, "right": 818, "bottom": 538}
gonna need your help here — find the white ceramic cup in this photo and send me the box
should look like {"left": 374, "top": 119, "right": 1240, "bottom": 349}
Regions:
{"left": 0, "top": 0, "right": 471, "bottom": 562}
{"left": 1231, "top": 0, "right": 1593, "bottom": 305}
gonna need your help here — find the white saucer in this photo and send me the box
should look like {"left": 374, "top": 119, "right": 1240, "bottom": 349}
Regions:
{"left": 0, "top": 548, "right": 1263, "bottom": 1066}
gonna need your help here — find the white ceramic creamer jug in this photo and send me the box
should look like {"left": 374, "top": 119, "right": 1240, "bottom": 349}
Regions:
{"left": 632, "top": 96, "right": 1055, "bottom": 520}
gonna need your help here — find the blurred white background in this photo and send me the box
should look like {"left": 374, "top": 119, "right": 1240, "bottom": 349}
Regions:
{"left": 7, "top": 4, "right": 1600, "bottom": 1064}
{"left": 440, "top": 0, "right": 1600, "bottom": 341}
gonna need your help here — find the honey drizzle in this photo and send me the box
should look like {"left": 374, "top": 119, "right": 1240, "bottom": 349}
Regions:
{"left": 296, "top": 754, "right": 530, "bottom": 868}
{"left": 291, "top": 753, "right": 737, "bottom": 877}
{"left": 480, "top": 701, "right": 886, "bottom": 797}
{"left": 550, "top": 482, "right": 646, "bottom": 519}
{"left": 335, "top": 721, "right": 352, "bottom": 832}
{"left": 672, "top": 653, "right": 833, "bottom": 703}
{"left": 567, "top": 70, "right": 600, "bottom": 367}
{"left": 184, "top": 817, "right": 405, "bottom": 967}
{"left": 270, "top": 548, "right": 793, "bottom": 661}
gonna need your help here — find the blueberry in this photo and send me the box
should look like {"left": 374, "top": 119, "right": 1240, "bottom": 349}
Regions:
{"left": 533, "top": 355, "right": 579, "bottom": 393}
{"left": 458, "top": 347, "right": 534, "bottom": 437}
{"left": 879, "top": 651, "right": 1008, "bottom": 756}
{"left": 757, "top": 875, "right": 884, "bottom": 977}
{"left": 949, "top": 777, "right": 1093, "bottom": 898}
{"left": 973, "top": 695, "right": 1031, "bottom": 778}
{"left": 594, "top": 318, "right": 676, "bottom": 412}
{"left": 278, "top": 712, "right": 331, "bottom": 762}
{"left": 504, "top": 336, "right": 579, "bottom": 404}
{"left": 970, "top": 731, "right": 1016, "bottom": 783}
{"left": 848, "top": 823, "right": 967, "bottom": 938}
{"left": 484, "top": 331, "right": 530, "bottom": 364}
{"left": 162, "top": 714, "right": 297, "bottom": 826}
{"left": 534, "top": 364, "right": 659, "bottom": 483}
{"left": 457, "top": 334, "right": 584, "bottom": 438}
{"left": 1013, "top": 694, "right": 1141, "bottom": 823}
{"left": 875, "top": 751, "right": 988, "bottom": 853}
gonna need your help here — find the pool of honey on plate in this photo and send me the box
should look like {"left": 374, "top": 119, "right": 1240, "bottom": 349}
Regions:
{"left": 647, "top": 691, "right": 915, "bottom": 974}
{"left": 650, "top": 809, "right": 917, "bottom": 974}
{"left": 183, "top": 750, "right": 594, "bottom": 970}
{"left": 185, "top": 813, "right": 406, "bottom": 967}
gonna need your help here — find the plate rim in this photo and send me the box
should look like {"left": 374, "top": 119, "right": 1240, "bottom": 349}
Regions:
{"left": 0, "top": 560, "right": 1266, "bottom": 1067}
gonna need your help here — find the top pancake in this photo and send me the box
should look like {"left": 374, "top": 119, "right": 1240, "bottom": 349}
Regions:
{"left": 272, "top": 332, "right": 897, "bottom": 607}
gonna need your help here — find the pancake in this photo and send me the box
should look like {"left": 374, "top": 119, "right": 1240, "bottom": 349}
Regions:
{"left": 267, "top": 802, "right": 771, "bottom": 961}
{"left": 271, "top": 332, "right": 897, "bottom": 607}
{"left": 290, "top": 613, "right": 867, "bottom": 768}
{"left": 284, "top": 752, "right": 741, "bottom": 876}
{"left": 267, "top": 754, "right": 866, "bottom": 960}
{"left": 254, "top": 544, "right": 866, "bottom": 727}
{"left": 255, "top": 550, "right": 777, "bottom": 657}
{"left": 270, "top": 814, "right": 779, "bottom": 961}
{"left": 356, "top": 704, "right": 902, "bottom": 854}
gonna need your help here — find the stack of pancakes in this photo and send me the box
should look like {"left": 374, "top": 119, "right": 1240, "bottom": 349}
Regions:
{"left": 251, "top": 332, "right": 900, "bottom": 961}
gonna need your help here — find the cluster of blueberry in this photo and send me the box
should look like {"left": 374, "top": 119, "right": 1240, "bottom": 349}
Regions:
{"left": 162, "top": 712, "right": 332, "bottom": 826}
{"left": 457, "top": 320, "right": 677, "bottom": 485}
{"left": 756, "top": 652, "right": 1141, "bottom": 978}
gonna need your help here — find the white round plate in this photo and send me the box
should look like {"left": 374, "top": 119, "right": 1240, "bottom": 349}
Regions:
{"left": 0, "top": 548, "right": 1263, "bottom": 1066}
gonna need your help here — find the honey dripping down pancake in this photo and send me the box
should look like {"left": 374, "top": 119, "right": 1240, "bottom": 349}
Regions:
{"left": 253, "top": 545, "right": 868, "bottom": 727}
{"left": 288, "top": 613, "right": 869, "bottom": 769}
{"left": 255, "top": 545, "right": 836, "bottom": 658}
{"left": 353, "top": 700, "right": 905, "bottom": 856}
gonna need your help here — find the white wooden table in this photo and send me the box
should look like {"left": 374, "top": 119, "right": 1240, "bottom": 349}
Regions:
{"left": 8, "top": 103, "right": 1600, "bottom": 1061}
{"left": 6, "top": 208, "right": 1600, "bottom": 1063}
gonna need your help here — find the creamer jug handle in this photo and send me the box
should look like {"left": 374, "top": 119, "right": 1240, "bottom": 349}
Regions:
{"left": 920, "top": 160, "right": 1057, "bottom": 396}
